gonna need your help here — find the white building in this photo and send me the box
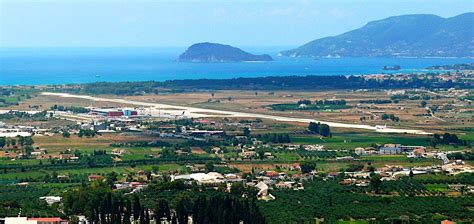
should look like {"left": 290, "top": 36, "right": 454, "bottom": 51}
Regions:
{"left": 40, "top": 196, "right": 62, "bottom": 205}
{"left": 173, "top": 172, "right": 224, "bottom": 184}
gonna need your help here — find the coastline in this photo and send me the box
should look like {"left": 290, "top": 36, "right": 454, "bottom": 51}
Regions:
{"left": 1, "top": 47, "right": 473, "bottom": 86}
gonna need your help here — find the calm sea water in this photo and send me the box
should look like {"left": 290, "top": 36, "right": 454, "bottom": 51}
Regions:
{"left": 1, "top": 47, "right": 473, "bottom": 86}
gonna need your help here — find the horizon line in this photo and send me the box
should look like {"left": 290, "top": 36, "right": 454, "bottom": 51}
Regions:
{"left": 0, "top": 45, "right": 297, "bottom": 49}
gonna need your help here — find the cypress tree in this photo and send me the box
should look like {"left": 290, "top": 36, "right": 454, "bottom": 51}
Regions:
{"left": 139, "top": 207, "right": 145, "bottom": 224}
{"left": 132, "top": 195, "right": 141, "bottom": 222}
{"left": 145, "top": 208, "right": 150, "bottom": 224}
{"left": 122, "top": 199, "right": 131, "bottom": 224}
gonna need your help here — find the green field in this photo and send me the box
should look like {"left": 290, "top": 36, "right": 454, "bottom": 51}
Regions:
{"left": 275, "top": 152, "right": 301, "bottom": 161}
{"left": 0, "top": 163, "right": 184, "bottom": 180}
{"left": 0, "top": 88, "right": 37, "bottom": 107}
{"left": 270, "top": 103, "right": 351, "bottom": 111}
{"left": 425, "top": 183, "right": 448, "bottom": 193}
{"left": 291, "top": 133, "right": 431, "bottom": 150}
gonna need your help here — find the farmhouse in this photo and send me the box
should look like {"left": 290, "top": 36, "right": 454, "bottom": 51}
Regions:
{"left": 354, "top": 147, "right": 365, "bottom": 155}
{"left": 88, "top": 174, "right": 104, "bottom": 182}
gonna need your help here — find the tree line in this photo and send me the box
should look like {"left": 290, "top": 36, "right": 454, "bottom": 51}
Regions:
{"left": 308, "top": 122, "right": 331, "bottom": 137}
{"left": 62, "top": 180, "right": 265, "bottom": 224}
{"left": 60, "top": 74, "right": 471, "bottom": 96}
{"left": 51, "top": 105, "right": 90, "bottom": 113}
{"left": 430, "top": 133, "right": 468, "bottom": 147}
{"left": 258, "top": 133, "right": 291, "bottom": 143}
{"left": 381, "top": 113, "right": 400, "bottom": 122}
{"left": 160, "top": 75, "right": 465, "bottom": 90}
{"left": 0, "top": 136, "right": 34, "bottom": 148}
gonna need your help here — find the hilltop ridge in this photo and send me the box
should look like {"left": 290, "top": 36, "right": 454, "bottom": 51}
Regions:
{"left": 281, "top": 13, "right": 474, "bottom": 58}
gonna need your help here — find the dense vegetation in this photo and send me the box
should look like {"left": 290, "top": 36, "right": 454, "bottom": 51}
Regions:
{"left": 0, "top": 87, "right": 36, "bottom": 107}
{"left": 258, "top": 133, "right": 291, "bottom": 144}
{"left": 78, "top": 129, "right": 97, "bottom": 138}
{"left": 381, "top": 113, "right": 400, "bottom": 122}
{"left": 0, "top": 184, "right": 64, "bottom": 217}
{"left": 271, "top": 99, "right": 350, "bottom": 111}
{"left": 447, "top": 151, "right": 474, "bottom": 161}
{"left": 430, "top": 133, "right": 468, "bottom": 147}
{"left": 0, "top": 111, "right": 48, "bottom": 121}
{"left": 315, "top": 99, "right": 346, "bottom": 106}
{"left": 259, "top": 179, "right": 474, "bottom": 223}
{"left": 269, "top": 103, "right": 317, "bottom": 111}
{"left": 308, "top": 122, "right": 331, "bottom": 137}
{"left": 359, "top": 99, "right": 393, "bottom": 104}
{"left": 62, "top": 180, "right": 265, "bottom": 224}
{"left": 58, "top": 74, "right": 472, "bottom": 96}
{"left": 3, "top": 174, "right": 474, "bottom": 222}
{"left": 50, "top": 105, "right": 90, "bottom": 113}
{"left": 163, "top": 75, "right": 465, "bottom": 90}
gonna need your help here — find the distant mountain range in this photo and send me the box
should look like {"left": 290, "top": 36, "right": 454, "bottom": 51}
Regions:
{"left": 178, "top": 42, "right": 273, "bottom": 62}
{"left": 281, "top": 13, "right": 474, "bottom": 58}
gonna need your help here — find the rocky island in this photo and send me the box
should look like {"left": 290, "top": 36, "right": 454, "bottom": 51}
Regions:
{"left": 177, "top": 42, "right": 273, "bottom": 62}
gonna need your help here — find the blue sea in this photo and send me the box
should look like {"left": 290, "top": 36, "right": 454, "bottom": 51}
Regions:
{"left": 1, "top": 47, "right": 473, "bottom": 86}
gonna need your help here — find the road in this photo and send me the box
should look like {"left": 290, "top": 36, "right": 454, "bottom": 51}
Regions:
{"left": 42, "top": 92, "right": 433, "bottom": 135}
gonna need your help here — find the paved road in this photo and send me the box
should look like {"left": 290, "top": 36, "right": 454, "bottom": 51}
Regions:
{"left": 42, "top": 92, "right": 433, "bottom": 135}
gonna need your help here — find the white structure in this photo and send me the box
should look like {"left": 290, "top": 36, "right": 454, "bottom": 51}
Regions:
{"left": 173, "top": 172, "right": 224, "bottom": 184}
{"left": 255, "top": 182, "right": 268, "bottom": 197}
{"left": 0, "top": 131, "right": 31, "bottom": 137}
{"left": 77, "top": 216, "right": 89, "bottom": 224}
{"left": 436, "top": 153, "right": 449, "bottom": 164}
{"left": 3, "top": 217, "right": 67, "bottom": 224}
{"left": 40, "top": 196, "right": 62, "bottom": 205}
{"left": 298, "top": 104, "right": 307, "bottom": 109}
{"left": 4, "top": 217, "right": 37, "bottom": 224}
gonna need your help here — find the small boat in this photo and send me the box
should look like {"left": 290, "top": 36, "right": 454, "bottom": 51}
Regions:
{"left": 95, "top": 74, "right": 101, "bottom": 77}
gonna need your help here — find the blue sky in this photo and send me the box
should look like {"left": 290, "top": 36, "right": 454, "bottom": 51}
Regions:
{"left": 1, "top": 0, "right": 473, "bottom": 47}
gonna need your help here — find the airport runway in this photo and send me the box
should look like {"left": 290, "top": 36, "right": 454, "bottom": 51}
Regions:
{"left": 42, "top": 92, "right": 433, "bottom": 135}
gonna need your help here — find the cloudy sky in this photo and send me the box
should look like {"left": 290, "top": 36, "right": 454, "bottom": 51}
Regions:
{"left": 1, "top": 0, "right": 473, "bottom": 47}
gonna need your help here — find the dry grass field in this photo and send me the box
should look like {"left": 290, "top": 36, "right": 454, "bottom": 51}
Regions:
{"left": 9, "top": 94, "right": 134, "bottom": 110}
{"left": 124, "top": 89, "right": 473, "bottom": 134}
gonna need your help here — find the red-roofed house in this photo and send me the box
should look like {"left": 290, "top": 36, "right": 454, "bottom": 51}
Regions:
{"left": 265, "top": 171, "right": 279, "bottom": 178}
{"left": 28, "top": 217, "right": 68, "bottom": 224}
{"left": 88, "top": 174, "right": 104, "bottom": 182}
